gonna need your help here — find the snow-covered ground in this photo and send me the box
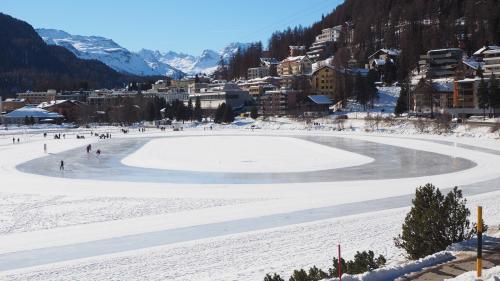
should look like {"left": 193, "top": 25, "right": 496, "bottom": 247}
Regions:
{"left": 121, "top": 136, "right": 373, "bottom": 173}
{"left": 0, "top": 123, "right": 498, "bottom": 281}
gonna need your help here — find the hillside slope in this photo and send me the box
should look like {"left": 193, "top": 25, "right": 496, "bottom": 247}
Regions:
{"left": 0, "top": 13, "right": 137, "bottom": 97}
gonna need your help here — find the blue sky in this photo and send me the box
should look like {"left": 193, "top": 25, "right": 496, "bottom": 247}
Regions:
{"left": 1, "top": 0, "right": 342, "bottom": 55}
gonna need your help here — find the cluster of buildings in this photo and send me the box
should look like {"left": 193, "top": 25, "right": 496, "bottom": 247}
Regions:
{"left": 411, "top": 45, "right": 500, "bottom": 116}
{"left": 0, "top": 24, "right": 390, "bottom": 124}
{"left": 3, "top": 21, "right": 497, "bottom": 124}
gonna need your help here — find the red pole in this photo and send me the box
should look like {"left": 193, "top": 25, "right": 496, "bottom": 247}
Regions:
{"left": 338, "top": 244, "right": 342, "bottom": 281}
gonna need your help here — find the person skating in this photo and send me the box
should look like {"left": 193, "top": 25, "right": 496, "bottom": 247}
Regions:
{"left": 60, "top": 160, "right": 64, "bottom": 171}
{"left": 96, "top": 149, "right": 101, "bottom": 156}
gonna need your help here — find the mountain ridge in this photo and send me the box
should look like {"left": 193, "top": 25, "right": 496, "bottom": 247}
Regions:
{"left": 37, "top": 28, "right": 251, "bottom": 77}
{"left": 0, "top": 13, "right": 140, "bottom": 97}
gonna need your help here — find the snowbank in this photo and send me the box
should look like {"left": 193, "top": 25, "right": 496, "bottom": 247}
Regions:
{"left": 326, "top": 252, "right": 455, "bottom": 281}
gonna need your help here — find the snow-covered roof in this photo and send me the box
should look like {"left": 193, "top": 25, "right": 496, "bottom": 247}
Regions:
{"left": 281, "top": 56, "right": 309, "bottom": 63}
{"left": 312, "top": 56, "right": 334, "bottom": 72}
{"left": 37, "top": 100, "right": 72, "bottom": 108}
{"left": 473, "top": 46, "right": 500, "bottom": 56}
{"left": 432, "top": 79, "right": 454, "bottom": 93}
{"left": 483, "top": 49, "right": 500, "bottom": 55}
{"left": 462, "top": 58, "right": 484, "bottom": 70}
{"left": 312, "top": 65, "right": 335, "bottom": 75}
{"left": 4, "top": 106, "right": 64, "bottom": 118}
{"left": 368, "top": 48, "right": 401, "bottom": 59}
{"left": 428, "top": 48, "right": 463, "bottom": 53}
{"left": 344, "top": 68, "right": 369, "bottom": 77}
{"left": 4, "top": 98, "right": 26, "bottom": 102}
{"left": 260, "top": 58, "right": 279, "bottom": 65}
{"left": 308, "top": 95, "right": 333, "bottom": 105}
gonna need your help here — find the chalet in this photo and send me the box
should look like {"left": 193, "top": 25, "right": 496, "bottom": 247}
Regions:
{"left": 367, "top": 49, "right": 401, "bottom": 70}
{"left": 260, "top": 58, "right": 279, "bottom": 77}
{"left": 301, "top": 95, "right": 333, "bottom": 117}
{"left": 277, "top": 56, "right": 313, "bottom": 76}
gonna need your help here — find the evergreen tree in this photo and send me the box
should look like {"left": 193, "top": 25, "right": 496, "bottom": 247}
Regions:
{"left": 263, "top": 273, "right": 285, "bottom": 281}
{"left": 187, "top": 98, "right": 193, "bottom": 121}
{"left": 354, "top": 73, "right": 369, "bottom": 110}
{"left": 145, "top": 101, "right": 156, "bottom": 121}
{"left": 489, "top": 74, "right": 499, "bottom": 116}
{"left": 395, "top": 78, "right": 410, "bottom": 115}
{"left": 222, "top": 103, "right": 235, "bottom": 123}
{"left": 395, "top": 184, "right": 446, "bottom": 259}
{"left": 367, "top": 70, "right": 379, "bottom": 109}
{"left": 194, "top": 96, "right": 203, "bottom": 122}
{"left": 443, "top": 187, "right": 471, "bottom": 245}
{"left": 307, "top": 266, "right": 328, "bottom": 281}
{"left": 250, "top": 106, "right": 259, "bottom": 119}
{"left": 346, "top": 251, "right": 385, "bottom": 274}
{"left": 476, "top": 65, "right": 484, "bottom": 78}
{"left": 289, "top": 269, "right": 309, "bottom": 281}
{"left": 477, "top": 77, "right": 489, "bottom": 120}
{"left": 395, "top": 184, "right": 475, "bottom": 259}
{"left": 214, "top": 103, "right": 225, "bottom": 124}
{"left": 328, "top": 257, "right": 347, "bottom": 278}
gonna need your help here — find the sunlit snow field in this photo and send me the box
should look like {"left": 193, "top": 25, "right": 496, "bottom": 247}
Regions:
{"left": 0, "top": 126, "right": 499, "bottom": 281}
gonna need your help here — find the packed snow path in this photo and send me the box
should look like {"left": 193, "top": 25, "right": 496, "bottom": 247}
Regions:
{"left": 17, "top": 135, "right": 475, "bottom": 184}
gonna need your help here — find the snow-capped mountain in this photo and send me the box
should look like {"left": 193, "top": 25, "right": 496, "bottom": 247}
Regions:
{"left": 37, "top": 28, "right": 251, "bottom": 77}
{"left": 138, "top": 42, "right": 251, "bottom": 75}
{"left": 36, "top": 28, "right": 183, "bottom": 78}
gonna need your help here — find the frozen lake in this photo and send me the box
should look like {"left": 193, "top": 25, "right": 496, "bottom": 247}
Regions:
{"left": 2, "top": 131, "right": 499, "bottom": 280}
{"left": 17, "top": 135, "right": 475, "bottom": 184}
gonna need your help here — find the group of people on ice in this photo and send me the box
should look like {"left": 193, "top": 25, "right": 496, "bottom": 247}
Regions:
{"left": 86, "top": 144, "right": 101, "bottom": 156}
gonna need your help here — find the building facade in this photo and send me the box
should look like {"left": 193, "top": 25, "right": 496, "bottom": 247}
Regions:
{"left": 247, "top": 67, "right": 270, "bottom": 80}
{"left": 277, "top": 56, "right": 313, "bottom": 76}
{"left": 260, "top": 89, "right": 303, "bottom": 117}
{"left": 483, "top": 49, "right": 500, "bottom": 76}
{"left": 312, "top": 65, "right": 335, "bottom": 99}
{"left": 17, "top": 90, "right": 57, "bottom": 105}
{"left": 421, "top": 48, "right": 463, "bottom": 79}
{"left": 188, "top": 83, "right": 253, "bottom": 112}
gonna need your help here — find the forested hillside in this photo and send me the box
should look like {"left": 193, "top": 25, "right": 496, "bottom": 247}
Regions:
{"left": 0, "top": 13, "right": 140, "bottom": 97}
{"left": 227, "top": 0, "right": 500, "bottom": 80}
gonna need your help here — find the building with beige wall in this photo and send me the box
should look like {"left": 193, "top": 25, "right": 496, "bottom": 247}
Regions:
{"left": 312, "top": 65, "right": 335, "bottom": 99}
{"left": 277, "top": 56, "right": 312, "bottom": 76}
